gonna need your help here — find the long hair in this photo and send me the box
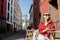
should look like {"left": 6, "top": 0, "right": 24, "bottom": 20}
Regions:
{"left": 40, "top": 14, "right": 51, "bottom": 24}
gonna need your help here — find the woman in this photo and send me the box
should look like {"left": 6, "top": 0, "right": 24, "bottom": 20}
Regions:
{"left": 33, "top": 13, "right": 55, "bottom": 40}
{"left": 32, "top": 13, "right": 55, "bottom": 40}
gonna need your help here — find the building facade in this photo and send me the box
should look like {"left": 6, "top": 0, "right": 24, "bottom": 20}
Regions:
{"left": 0, "top": 0, "right": 22, "bottom": 32}
{"left": 0, "top": 0, "right": 14, "bottom": 32}
{"left": 14, "top": 0, "right": 22, "bottom": 31}
{"left": 0, "top": 0, "right": 7, "bottom": 33}
{"left": 29, "top": 4, "right": 34, "bottom": 28}
{"left": 6, "top": 0, "right": 14, "bottom": 32}
{"left": 33, "top": 0, "right": 60, "bottom": 30}
{"left": 33, "top": 0, "right": 41, "bottom": 29}
{"left": 58, "top": 0, "right": 60, "bottom": 21}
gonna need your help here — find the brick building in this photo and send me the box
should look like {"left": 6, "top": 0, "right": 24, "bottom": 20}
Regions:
{"left": 58, "top": 0, "right": 60, "bottom": 23}
{"left": 0, "top": 0, "right": 14, "bottom": 33}
{"left": 33, "top": 0, "right": 60, "bottom": 30}
{"left": 0, "top": 0, "right": 7, "bottom": 33}
{"left": 0, "top": 0, "right": 22, "bottom": 33}
{"left": 33, "top": 0, "right": 41, "bottom": 29}
{"left": 0, "top": 0, "right": 7, "bottom": 19}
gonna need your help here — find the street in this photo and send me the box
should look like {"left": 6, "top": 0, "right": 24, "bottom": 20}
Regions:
{"left": 3, "top": 30, "right": 26, "bottom": 40}
{"left": 0, "top": 0, "right": 60, "bottom": 40}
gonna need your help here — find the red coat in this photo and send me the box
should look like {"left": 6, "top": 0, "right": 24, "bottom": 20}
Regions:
{"left": 38, "top": 20, "right": 55, "bottom": 37}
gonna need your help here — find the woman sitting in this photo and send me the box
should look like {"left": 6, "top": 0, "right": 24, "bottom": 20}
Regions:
{"left": 32, "top": 13, "right": 55, "bottom": 40}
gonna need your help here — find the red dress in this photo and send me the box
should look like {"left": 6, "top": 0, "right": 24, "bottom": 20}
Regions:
{"left": 38, "top": 20, "right": 55, "bottom": 37}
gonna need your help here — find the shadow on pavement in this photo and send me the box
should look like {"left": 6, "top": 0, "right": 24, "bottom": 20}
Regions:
{"left": 2, "top": 30, "right": 26, "bottom": 40}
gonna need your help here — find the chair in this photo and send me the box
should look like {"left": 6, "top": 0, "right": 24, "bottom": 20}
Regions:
{"left": 26, "top": 29, "right": 34, "bottom": 40}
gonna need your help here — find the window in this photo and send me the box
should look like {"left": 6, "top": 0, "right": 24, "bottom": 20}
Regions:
{"left": 39, "top": 13, "right": 41, "bottom": 19}
{"left": 49, "top": 0, "right": 58, "bottom": 9}
{"left": 7, "top": 13, "right": 9, "bottom": 22}
{"left": 11, "top": 0, "right": 13, "bottom": 6}
{"left": 1, "top": 5, "right": 3, "bottom": 14}
{"left": 8, "top": 2, "right": 10, "bottom": 11}
{"left": 14, "top": 15, "right": 15, "bottom": 19}
{"left": 8, "top": 0, "right": 10, "bottom": 2}
{"left": 10, "top": 16, "right": 12, "bottom": 23}
{"left": 34, "top": 18, "right": 36, "bottom": 21}
{"left": 11, "top": 7, "right": 12, "bottom": 14}
{"left": 14, "top": 9, "right": 17, "bottom": 14}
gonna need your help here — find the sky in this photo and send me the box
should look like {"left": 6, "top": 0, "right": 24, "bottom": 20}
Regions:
{"left": 18, "top": 0, "right": 33, "bottom": 20}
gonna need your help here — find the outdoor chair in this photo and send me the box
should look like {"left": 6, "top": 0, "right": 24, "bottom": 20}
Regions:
{"left": 26, "top": 29, "right": 34, "bottom": 40}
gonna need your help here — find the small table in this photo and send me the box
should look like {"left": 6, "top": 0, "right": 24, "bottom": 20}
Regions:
{"left": 49, "top": 31, "right": 60, "bottom": 40}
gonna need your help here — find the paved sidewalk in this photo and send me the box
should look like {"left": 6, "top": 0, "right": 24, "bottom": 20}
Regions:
{"left": 3, "top": 30, "right": 26, "bottom": 40}
{"left": 3, "top": 34, "right": 25, "bottom": 40}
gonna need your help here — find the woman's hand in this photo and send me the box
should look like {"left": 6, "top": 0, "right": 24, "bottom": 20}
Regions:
{"left": 43, "top": 27, "right": 50, "bottom": 32}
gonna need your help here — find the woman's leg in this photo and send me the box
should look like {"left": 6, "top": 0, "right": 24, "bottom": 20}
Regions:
{"left": 32, "top": 29, "right": 49, "bottom": 40}
{"left": 32, "top": 30, "right": 36, "bottom": 40}
{"left": 45, "top": 36, "right": 50, "bottom": 40}
{"left": 32, "top": 30, "right": 39, "bottom": 40}
{"left": 37, "top": 34, "right": 46, "bottom": 40}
